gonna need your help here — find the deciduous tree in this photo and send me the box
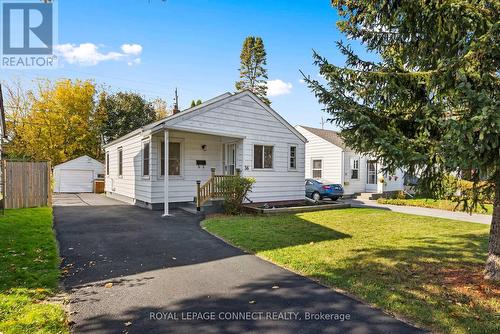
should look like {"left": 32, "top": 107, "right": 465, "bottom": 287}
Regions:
{"left": 98, "top": 92, "right": 156, "bottom": 143}
{"left": 4, "top": 79, "right": 101, "bottom": 165}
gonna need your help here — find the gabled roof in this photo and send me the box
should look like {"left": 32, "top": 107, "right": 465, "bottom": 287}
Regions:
{"left": 104, "top": 90, "right": 306, "bottom": 147}
{"left": 54, "top": 155, "right": 104, "bottom": 169}
{"left": 298, "top": 125, "right": 346, "bottom": 150}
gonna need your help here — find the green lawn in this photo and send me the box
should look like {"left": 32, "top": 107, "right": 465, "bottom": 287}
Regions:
{"left": 377, "top": 198, "right": 494, "bottom": 215}
{"left": 203, "top": 208, "right": 499, "bottom": 334}
{"left": 0, "top": 207, "right": 68, "bottom": 334}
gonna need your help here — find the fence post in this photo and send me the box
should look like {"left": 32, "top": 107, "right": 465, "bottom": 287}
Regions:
{"left": 47, "top": 161, "right": 52, "bottom": 207}
{"left": 196, "top": 180, "right": 201, "bottom": 211}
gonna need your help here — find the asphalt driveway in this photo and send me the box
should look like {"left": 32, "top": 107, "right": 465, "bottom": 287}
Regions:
{"left": 54, "top": 194, "right": 424, "bottom": 333}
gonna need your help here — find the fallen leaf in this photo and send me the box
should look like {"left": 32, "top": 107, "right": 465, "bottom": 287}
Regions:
{"left": 104, "top": 282, "right": 113, "bottom": 288}
{"left": 124, "top": 321, "right": 132, "bottom": 326}
{"left": 249, "top": 300, "right": 256, "bottom": 304}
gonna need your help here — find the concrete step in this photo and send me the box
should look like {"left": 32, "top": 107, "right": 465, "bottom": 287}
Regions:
{"left": 357, "top": 192, "right": 380, "bottom": 200}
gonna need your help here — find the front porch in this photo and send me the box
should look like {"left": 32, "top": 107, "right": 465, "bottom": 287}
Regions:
{"left": 148, "top": 128, "right": 244, "bottom": 215}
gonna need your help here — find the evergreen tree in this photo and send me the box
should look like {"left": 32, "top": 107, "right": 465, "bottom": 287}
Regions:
{"left": 305, "top": 1, "right": 499, "bottom": 279}
{"left": 235, "top": 36, "right": 270, "bottom": 105}
{"left": 190, "top": 99, "right": 202, "bottom": 108}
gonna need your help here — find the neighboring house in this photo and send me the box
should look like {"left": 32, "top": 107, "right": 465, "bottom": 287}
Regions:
{"left": 54, "top": 155, "right": 105, "bottom": 193}
{"left": 103, "top": 91, "right": 306, "bottom": 212}
{"left": 295, "top": 125, "right": 405, "bottom": 195}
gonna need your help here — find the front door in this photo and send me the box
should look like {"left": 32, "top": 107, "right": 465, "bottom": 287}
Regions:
{"left": 223, "top": 143, "right": 236, "bottom": 175}
{"left": 365, "top": 160, "right": 378, "bottom": 192}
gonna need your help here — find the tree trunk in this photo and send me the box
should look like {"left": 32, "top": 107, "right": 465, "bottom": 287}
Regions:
{"left": 485, "top": 179, "right": 500, "bottom": 280}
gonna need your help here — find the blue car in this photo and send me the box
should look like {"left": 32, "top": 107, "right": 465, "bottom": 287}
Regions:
{"left": 305, "top": 178, "right": 344, "bottom": 201}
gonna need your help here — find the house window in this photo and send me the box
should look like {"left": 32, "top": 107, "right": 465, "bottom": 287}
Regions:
{"left": 350, "top": 158, "right": 359, "bottom": 179}
{"left": 106, "top": 152, "right": 109, "bottom": 175}
{"left": 117, "top": 148, "right": 123, "bottom": 177}
{"left": 160, "top": 141, "right": 181, "bottom": 176}
{"left": 289, "top": 146, "right": 297, "bottom": 169}
{"left": 312, "top": 159, "right": 322, "bottom": 178}
{"left": 254, "top": 145, "right": 273, "bottom": 169}
{"left": 142, "top": 141, "right": 150, "bottom": 177}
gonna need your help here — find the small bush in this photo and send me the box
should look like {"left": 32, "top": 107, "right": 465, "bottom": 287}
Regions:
{"left": 391, "top": 190, "right": 407, "bottom": 199}
{"left": 220, "top": 176, "right": 255, "bottom": 215}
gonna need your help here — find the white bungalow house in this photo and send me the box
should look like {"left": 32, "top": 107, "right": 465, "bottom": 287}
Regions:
{"left": 295, "top": 125, "right": 405, "bottom": 196}
{"left": 103, "top": 91, "right": 306, "bottom": 214}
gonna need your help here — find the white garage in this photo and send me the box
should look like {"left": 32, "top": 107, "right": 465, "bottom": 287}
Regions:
{"left": 54, "top": 155, "right": 104, "bottom": 193}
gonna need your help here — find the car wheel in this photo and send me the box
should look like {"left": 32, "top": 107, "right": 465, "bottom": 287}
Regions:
{"left": 331, "top": 196, "right": 339, "bottom": 201}
{"left": 312, "top": 192, "right": 321, "bottom": 202}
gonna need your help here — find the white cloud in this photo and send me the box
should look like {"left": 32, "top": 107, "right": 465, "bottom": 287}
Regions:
{"left": 266, "top": 79, "right": 293, "bottom": 97}
{"left": 55, "top": 43, "right": 143, "bottom": 66}
{"left": 121, "top": 43, "right": 143, "bottom": 55}
{"left": 299, "top": 79, "right": 305, "bottom": 84}
{"left": 127, "top": 58, "right": 141, "bottom": 66}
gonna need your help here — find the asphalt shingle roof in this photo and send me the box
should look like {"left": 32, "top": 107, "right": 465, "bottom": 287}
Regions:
{"left": 300, "top": 126, "right": 346, "bottom": 150}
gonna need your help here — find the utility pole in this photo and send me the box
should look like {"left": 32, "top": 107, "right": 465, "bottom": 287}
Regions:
{"left": 320, "top": 117, "right": 326, "bottom": 129}
{"left": 172, "top": 88, "right": 180, "bottom": 114}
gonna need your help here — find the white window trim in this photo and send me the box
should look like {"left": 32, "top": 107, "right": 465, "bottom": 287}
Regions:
{"left": 311, "top": 158, "right": 323, "bottom": 179}
{"left": 142, "top": 139, "right": 150, "bottom": 179}
{"left": 158, "top": 137, "right": 184, "bottom": 179}
{"left": 288, "top": 144, "right": 298, "bottom": 171}
{"left": 252, "top": 144, "right": 275, "bottom": 170}
{"left": 350, "top": 158, "right": 360, "bottom": 180}
{"left": 117, "top": 147, "right": 123, "bottom": 178}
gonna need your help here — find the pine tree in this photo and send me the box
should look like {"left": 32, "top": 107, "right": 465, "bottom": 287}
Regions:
{"left": 235, "top": 36, "right": 270, "bottom": 105}
{"left": 305, "top": 1, "right": 499, "bottom": 279}
{"left": 190, "top": 99, "right": 202, "bottom": 108}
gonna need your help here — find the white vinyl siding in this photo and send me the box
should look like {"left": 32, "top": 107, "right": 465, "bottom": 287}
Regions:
{"left": 150, "top": 131, "right": 225, "bottom": 203}
{"left": 159, "top": 93, "right": 306, "bottom": 203}
{"left": 343, "top": 151, "right": 368, "bottom": 194}
{"left": 105, "top": 134, "right": 154, "bottom": 203}
{"left": 105, "top": 93, "right": 306, "bottom": 205}
{"left": 296, "top": 126, "right": 342, "bottom": 184}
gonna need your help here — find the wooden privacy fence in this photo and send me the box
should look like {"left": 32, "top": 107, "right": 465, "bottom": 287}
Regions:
{"left": 2, "top": 160, "right": 51, "bottom": 209}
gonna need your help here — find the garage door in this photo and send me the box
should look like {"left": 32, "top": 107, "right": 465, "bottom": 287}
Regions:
{"left": 59, "top": 169, "right": 94, "bottom": 193}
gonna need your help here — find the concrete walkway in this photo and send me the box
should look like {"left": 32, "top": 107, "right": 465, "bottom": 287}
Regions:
{"left": 53, "top": 193, "right": 128, "bottom": 207}
{"left": 343, "top": 198, "right": 492, "bottom": 224}
{"left": 54, "top": 195, "right": 424, "bottom": 334}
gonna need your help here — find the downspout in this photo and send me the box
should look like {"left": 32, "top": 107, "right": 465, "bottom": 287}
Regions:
{"left": 162, "top": 127, "right": 170, "bottom": 216}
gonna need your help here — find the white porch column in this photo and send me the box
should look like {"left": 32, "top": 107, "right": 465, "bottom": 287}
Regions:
{"left": 162, "top": 128, "right": 170, "bottom": 216}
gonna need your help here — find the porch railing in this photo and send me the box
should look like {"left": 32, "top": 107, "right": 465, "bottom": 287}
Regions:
{"left": 196, "top": 168, "right": 240, "bottom": 211}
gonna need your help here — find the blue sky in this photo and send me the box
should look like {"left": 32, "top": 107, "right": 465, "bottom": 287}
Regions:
{"left": 3, "top": 0, "right": 370, "bottom": 130}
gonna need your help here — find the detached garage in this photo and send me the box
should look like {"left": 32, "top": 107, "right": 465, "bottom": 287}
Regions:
{"left": 54, "top": 155, "right": 104, "bottom": 193}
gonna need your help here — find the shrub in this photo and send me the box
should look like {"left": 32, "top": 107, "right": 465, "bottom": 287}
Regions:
{"left": 220, "top": 176, "right": 255, "bottom": 215}
{"left": 392, "top": 190, "right": 407, "bottom": 199}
